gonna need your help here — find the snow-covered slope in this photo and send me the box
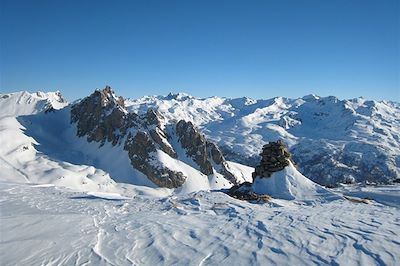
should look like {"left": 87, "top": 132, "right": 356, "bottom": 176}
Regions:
{"left": 252, "top": 162, "right": 339, "bottom": 202}
{"left": 0, "top": 91, "right": 119, "bottom": 193}
{"left": 1, "top": 180, "right": 399, "bottom": 265}
{"left": 0, "top": 91, "right": 67, "bottom": 118}
{"left": 126, "top": 93, "right": 400, "bottom": 186}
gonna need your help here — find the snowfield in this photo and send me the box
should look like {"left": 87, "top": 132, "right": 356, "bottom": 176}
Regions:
{"left": 1, "top": 181, "right": 399, "bottom": 265}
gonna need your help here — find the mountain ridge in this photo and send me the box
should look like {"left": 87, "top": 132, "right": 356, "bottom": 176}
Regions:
{"left": 125, "top": 91, "right": 400, "bottom": 186}
{"left": 1, "top": 88, "right": 399, "bottom": 187}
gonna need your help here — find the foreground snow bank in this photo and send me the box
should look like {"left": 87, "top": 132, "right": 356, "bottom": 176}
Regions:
{"left": 1, "top": 181, "right": 399, "bottom": 265}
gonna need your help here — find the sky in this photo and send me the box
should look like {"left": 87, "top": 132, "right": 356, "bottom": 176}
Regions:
{"left": 0, "top": 0, "right": 399, "bottom": 101}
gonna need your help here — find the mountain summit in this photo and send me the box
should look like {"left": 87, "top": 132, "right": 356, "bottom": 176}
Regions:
{"left": 70, "top": 87, "right": 241, "bottom": 189}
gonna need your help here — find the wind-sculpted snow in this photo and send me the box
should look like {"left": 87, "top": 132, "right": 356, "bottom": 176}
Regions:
{"left": 1, "top": 181, "right": 399, "bottom": 265}
{"left": 126, "top": 94, "right": 400, "bottom": 186}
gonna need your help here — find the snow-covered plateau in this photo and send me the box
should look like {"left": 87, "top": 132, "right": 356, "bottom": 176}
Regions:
{"left": 0, "top": 89, "right": 399, "bottom": 265}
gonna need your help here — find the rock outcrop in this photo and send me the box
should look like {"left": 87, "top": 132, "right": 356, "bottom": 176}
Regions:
{"left": 226, "top": 182, "right": 271, "bottom": 202}
{"left": 71, "top": 86, "right": 130, "bottom": 145}
{"left": 228, "top": 140, "right": 292, "bottom": 201}
{"left": 176, "top": 120, "right": 237, "bottom": 184}
{"left": 252, "top": 140, "right": 291, "bottom": 181}
{"left": 71, "top": 86, "right": 238, "bottom": 188}
{"left": 124, "top": 131, "right": 185, "bottom": 188}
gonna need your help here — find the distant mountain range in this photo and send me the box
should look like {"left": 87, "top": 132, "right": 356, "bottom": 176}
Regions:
{"left": 0, "top": 87, "right": 399, "bottom": 190}
{"left": 125, "top": 90, "right": 400, "bottom": 186}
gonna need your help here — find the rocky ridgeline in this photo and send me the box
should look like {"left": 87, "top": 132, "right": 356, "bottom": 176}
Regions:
{"left": 252, "top": 140, "right": 291, "bottom": 181}
{"left": 71, "top": 86, "right": 237, "bottom": 188}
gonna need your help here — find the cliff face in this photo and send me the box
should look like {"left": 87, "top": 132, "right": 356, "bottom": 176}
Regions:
{"left": 71, "top": 86, "right": 129, "bottom": 145}
{"left": 176, "top": 120, "right": 237, "bottom": 184}
{"left": 71, "top": 87, "right": 238, "bottom": 188}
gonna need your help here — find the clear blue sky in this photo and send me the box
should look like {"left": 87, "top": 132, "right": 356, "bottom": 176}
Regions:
{"left": 1, "top": 0, "right": 399, "bottom": 101}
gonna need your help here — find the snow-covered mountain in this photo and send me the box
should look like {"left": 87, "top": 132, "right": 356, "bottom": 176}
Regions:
{"left": 126, "top": 93, "right": 400, "bottom": 186}
{"left": 0, "top": 88, "right": 251, "bottom": 194}
{"left": 1, "top": 88, "right": 399, "bottom": 190}
{"left": 0, "top": 90, "right": 67, "bottom": 118}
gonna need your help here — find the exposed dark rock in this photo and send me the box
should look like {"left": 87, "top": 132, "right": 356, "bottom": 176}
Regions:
{"left": 176, "top": 120, "right": 213, "bottom": 175}
{"left": 207, "top": 142, "right": 224, "bottom": 164}
{"left": 176, "top": 120, "right": 237, "bottom": 184}
{"left": 226, "top": 140, "right": 293, "bottom": 201}
{"left": 71, "top": 86, "right": 129, "bottom": 145}
{"left": 124, "top": 132, "right": 186, "bottom": 188}
{"left": 252, "top": 140, "right": 291, "bottom": 181}
{"left": 144, "top": 108, "right": 163, "bottom": 127}
{"left": 226, "top": 182, "right": 271, "bottom": 202}
{"left": 149, "top": 128, "right": 177, "bottom": 158}
{"left": 207, "top": 142, "right": 237, "bottom": 184}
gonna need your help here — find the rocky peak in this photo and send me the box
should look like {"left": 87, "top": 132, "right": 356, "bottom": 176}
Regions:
{"left": 95, "top": 86, "right": 125, "bottom": 108}
{"left": 70, "top": 88, "right": 241, "bottom": 188}
{"left": 252, "top": 140, "right": 291, "bottom": 181}
{"left": 71, "top": 86, "right": 128, "bottom": 144}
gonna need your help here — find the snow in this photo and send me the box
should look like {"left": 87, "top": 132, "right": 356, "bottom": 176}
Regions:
{"left": 0, "top": 114, "right": 120, "bottom": 193}
{"left": 0, "top": 91, "right": 249, "bottom": 195}
{"left": 0, "top": 91, "right": 67, "bottom": 118}
{"left": 86, "top": 191, "right": 130, "bottom": 200}
{"left": 1, "top": 90, "right": 399, "bottom": 265}
{"left": 1, "top": 181, "right": 399, "bottom": 265}
{"left": 252, "top": 162, "right": 340, "bottom": 202}
{"left": 153, "top": 149, "right": 232, "bottom": 194}
{"left": 332, "top": 184, "right": 400, "bottom": 208}
{"left": 225, "top": 161, "right": 253, "bottom": 183}
{"left": 125, "top": 93, "right": 400, "bottom": 185}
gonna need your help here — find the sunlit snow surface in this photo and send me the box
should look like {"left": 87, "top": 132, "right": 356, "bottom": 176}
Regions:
{"left": 1, "top": 181, "right": 399, "bottom": 266}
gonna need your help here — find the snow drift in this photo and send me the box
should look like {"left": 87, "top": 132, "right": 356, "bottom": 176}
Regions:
{"left": 252, "top": 162, "right": 339, "bottom": 202}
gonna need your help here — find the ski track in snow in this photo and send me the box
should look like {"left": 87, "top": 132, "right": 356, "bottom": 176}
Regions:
{"left": 1, "top": 181, "right": 399, "bottom": 266}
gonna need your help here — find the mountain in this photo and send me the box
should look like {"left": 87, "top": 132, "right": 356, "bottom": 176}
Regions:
{"left": 0, "top": 90, "right": 67, "bottom": 118}
{"left": 126, "top": 93, "right": 400, "bottom": 186}
{"left": 0, "top": 91, "right": 120, "bottom": 192}
{"left": 1, "top": 88, "right": 399, "bottom": 189}
{"left": 70, "top": 87, "right": 243, "bottom": 190}
{"left": 0, "top": 88, "right": 251, "bottom": 193}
